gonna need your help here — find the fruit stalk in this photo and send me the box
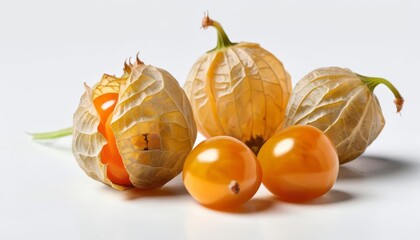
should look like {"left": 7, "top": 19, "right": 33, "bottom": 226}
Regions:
{"left": 30, "top": 127, "right": 72, "bottom": 140}
{"left": 202, "top": 14, "right": 236, "bottom": 51}
{"left": 357, "top": 74, "right": 404, "bottom": 113}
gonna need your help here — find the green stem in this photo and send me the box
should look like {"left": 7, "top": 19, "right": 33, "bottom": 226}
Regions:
{"left": 202, "top": 15, "right": 236, "bottom": 52}
{"left": 357, "top": 74, "right": 404, "bottom": 113}
{"left": 30, "top": 127, "right": 73, "bottom": 140}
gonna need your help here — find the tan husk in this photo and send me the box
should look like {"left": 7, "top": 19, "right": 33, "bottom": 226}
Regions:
{"left": 112, "top": 64, "right": 197, "bottom": 189}
{"left": 73, "top": 60, "right": 197, "bottom": 189}
{"left": 284, "top": 67, "right": 390, "bottom": 164}
{"left": 72, "top": 78, "right": 126, "bottom": 190}
{"left": 184, "top": 17, "right": 291, "bottom": 153}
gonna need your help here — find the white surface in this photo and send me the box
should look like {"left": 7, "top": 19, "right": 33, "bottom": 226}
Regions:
{"left": 1, "top": 0, "right": 419, "bottom": 239}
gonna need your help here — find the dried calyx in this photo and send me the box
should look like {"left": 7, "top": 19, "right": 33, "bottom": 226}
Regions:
{"left": 184, "top": 14, "right": 291, "bottom": 156}
{"left": 284, "top": 67, "right": 404, "bottom": 164}
{"left": 124, "top": 53, "right": 145, "bottom": 75}
{"left": 30, "top": 54, "right": 146, "bottom": 141}
{"left": 32, "top": 54, "right": 197, "bottom": 190}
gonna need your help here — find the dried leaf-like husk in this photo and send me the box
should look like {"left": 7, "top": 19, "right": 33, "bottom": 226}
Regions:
{"left": 284, "top": 67, "right": 385, "bottom": 164}
{"left": 184, "top": 42, "right": 291, "bottom": 152}
{"left": 72, "top": 75, "right": 127, "bottom": 190}
{"left": 73, "top": 64, "right": 197, "bottom": 189}
{"left": 112, "top": 65, "right": 197, "bottom": 189}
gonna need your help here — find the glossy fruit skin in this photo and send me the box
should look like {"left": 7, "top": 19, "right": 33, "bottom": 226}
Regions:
{"left": 93, "top": 93, "right": 132, "bottom": 187}
{"left": 183, "top": 136, "right": 262, "bottom": 209}
{"left": 257, "top": 125, "right": 339, "bottom": 202}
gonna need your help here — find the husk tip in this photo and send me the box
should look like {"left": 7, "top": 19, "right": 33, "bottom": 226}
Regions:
{"left": 123, "top": 53, "right": 144, "bottom": 74}
{"left": 135, "top": 52, "right": 144, "bottom": 66}
{"left": 124, "top": 59, "right": 132, "bottom": 73}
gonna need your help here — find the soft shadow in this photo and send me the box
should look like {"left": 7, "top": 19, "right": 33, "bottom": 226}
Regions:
{"left": 211, "top": 198, "right": 274, "bottom": 214}
{"left": 33, "top": 139, "right": 72, "bottom": 152}
{"left": 123, "top": 184, "right": 188, "bottom": 200}
{"left": 338, "top": 154, "right": 416, "bottom": 181}
{"left": 293, "top": 190, "right": 353, "bottom": 205}
{"left": 268, "top": 189, "right": 353, "bottom": 206}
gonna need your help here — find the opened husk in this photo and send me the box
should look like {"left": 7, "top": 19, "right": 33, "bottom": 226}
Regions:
{"left": 73, "top": 59, "right": 197, "bottom": 189}
{"left": 284, "top": 67, "right": 403, "bottom": 164}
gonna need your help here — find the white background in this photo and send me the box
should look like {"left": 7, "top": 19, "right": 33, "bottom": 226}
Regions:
{"left": 1, "top": 0, "right": 419, "bottom": 239}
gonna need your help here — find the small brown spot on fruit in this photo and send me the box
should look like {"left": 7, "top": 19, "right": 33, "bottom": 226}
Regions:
{"left": 229, "top": 180, "right": 240, "bottom": 195}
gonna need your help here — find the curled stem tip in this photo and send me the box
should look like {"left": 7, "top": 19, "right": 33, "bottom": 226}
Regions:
{"left": 29, "top": 127, "right": 73, "bottom": 140}
{"left": 201, "top": 12, "right": 236, "bottom": 51}
{"left": 358, "top": 74, "right": 404, "bottom": 113}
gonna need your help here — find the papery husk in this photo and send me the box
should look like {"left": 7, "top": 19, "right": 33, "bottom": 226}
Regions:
{"left": 284, "top": 67, "right": 385, "bottom": 164}
{"left": 112, "top": 64, "right": 197, "bottom": 189}
{"left": 72, "top": 76, "right": 127, "bottom": 190}
{"left": 184, "top": 42, "right": 291, "bottom": 153}
{"left": 73, "top": 61, "right": 197, "bottom": 189}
